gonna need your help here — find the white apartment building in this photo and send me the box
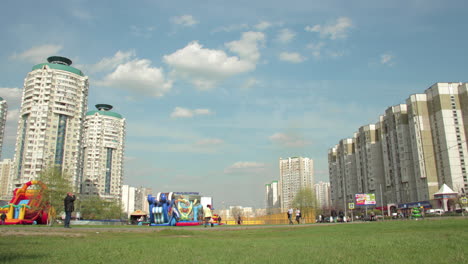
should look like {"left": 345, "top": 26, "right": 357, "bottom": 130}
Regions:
{"left": 121, "top": 185, "right": 152, "bottom": 218}
{"left": 329, "top": 82, "right": 468, "bottom": 212}
{"left": 314, "top": 181, "right": 331, "bottom": 210}
{"left": 82, "top": 104, "right": 125, "bottom": 200}
{"left": 10, "top": 56, "right": 89, "bottom": 192}
{"left": 0, "top": 159, "right": 12, "bottom": 199}
{"left": 0, "top": 97, "right": 7, "bottom": 159}
{"left": 279, "top": 157, "right": 314, "bottom": 210}
{"left": 265, "top": 180, "right": 279, "bottom": 210}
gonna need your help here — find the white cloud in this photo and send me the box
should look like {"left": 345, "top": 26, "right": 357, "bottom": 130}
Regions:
{"left": 279, "top": 52, "right": 306, "bottom": 63}
{"left": 305, "top": 17, "right": 353, "bottom": 40}
{"left": 87, "top": 50, "right": 135, "bottom": 73}
{"left": 71, "top": 9, "right": 93, "bottom": 21}
{"left": 254, "top": 21, "right": 272, "bottom": 31}
{"left": 99, "top": 59, "right": 172, "bottom": 97}
{"left": 6, "top": 109, "right": 19, "bottom": 122}
{"left": 224, "top": 161, "right": 266, "bottom": 174}
{"left": 0, "top": 87, "right": 23, "bottom": 109}
{"left": 225, "top": 31, "right": 265, "bottom": 63}
{"left": 171, "top": 15, "right": 198, "bottom": 27}
{"left": 276, "top": 29, "right": 296, "bottom": 44}
{"left": 269, "top": 132, "right": 311, "bottom": 147}
{"left": 241, "top": 78, "right": 261, "bottom": 90}
{"left": 212, "top": 24, "right": 249, "bottom": 33}
{"left": 130, "top": 25, "right": 156, "bottom": 38}
{"left": 170, "top": 107, "right": 213, "bottom": 118}
{"left": 306, "top": 42, "right": 325, "bottom": 58}
{"left": 11, "top": 45, "right": 63, "bottom": 64}
{"left": 164, "top": 32, "right": 264, "bottom": 90}
{"left": 381, "top": 53, "right": 395, "bottom": 65}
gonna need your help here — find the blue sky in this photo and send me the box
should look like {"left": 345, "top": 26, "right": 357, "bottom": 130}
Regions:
{"left": 0, "top": 0, "right": 467, "bottom": 208}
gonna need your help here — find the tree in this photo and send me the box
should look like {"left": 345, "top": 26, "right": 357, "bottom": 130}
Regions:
{"left": 36, "top": 167, "right": 74, "bottom": 225}
{"left": 78, "top": 195, "right": 124, "bottom": 220}
{"left": 292, "top": 187, "right": 317, "bottom": 223}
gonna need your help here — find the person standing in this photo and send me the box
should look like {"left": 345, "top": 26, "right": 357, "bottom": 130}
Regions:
{"left": 64, "top": 192, "right": 76, "bottom": 228}
{"left": 288, "top": 208, "right": 294, "bottom": 224}
{"left": 295, "top": 208, "right": 301, "bottom": 224}
{"left": 203, "top": 204, "right": 213, "bottom": 227}
{"left": 1, "top": 212, "right": 6, "bottom": 225}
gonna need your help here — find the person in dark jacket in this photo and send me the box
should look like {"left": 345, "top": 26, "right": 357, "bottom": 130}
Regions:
{"left": 64, "top": 192, "right": 76, "bottom": 228}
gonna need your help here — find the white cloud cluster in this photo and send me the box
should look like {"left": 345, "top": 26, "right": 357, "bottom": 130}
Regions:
{"left": 99, "top": 59, "right": 172, "bottom": 97}
{"left": 269, "top": 132, "right": 311, "bottom": 147}
{"left": 224, "top": 161, "right": 266, "bottom": 174}
{"left": 276, "top": 29, "right": 296, "bottom": 44}
{"left": 164, "top": 32, "right": 264, "bottom": 90}
{"left": 241, "top": 78, "right": 261, "bottom": 90}
{"left": 279, "top": 52, "right": 305, "bottom": 63}
{"left": 0, "top": 87, "right": 23, "bottom": 109}
{"left": 11, "top": 45, "right": 63, "bottom": 64}
{"left": 170, "top": 107, "right": 213, "bottom": 118}
{"left": 254, "top": 21, "right": 272, "bottom": 31}
{"left": 306, "top": 42, "right": 325, "bottom": 58}
{"left": 381, "top": 53, "right": 394, "bottom": 65}
{"left": 305, "top": 17, "right": 353, "bottom": 40}
{"left": 88, "top": 50, "right": 136, "bottom": 73}
{"left": 171, "top": 15, "right": 198, "bottom": 27}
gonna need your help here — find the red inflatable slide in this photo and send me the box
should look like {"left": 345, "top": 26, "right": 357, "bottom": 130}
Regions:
{"left": 0, "top": 181, "right": 49, "bottom": 225}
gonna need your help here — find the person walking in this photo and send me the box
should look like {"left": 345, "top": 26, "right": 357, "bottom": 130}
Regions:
{"left": 64, "top": 192, "right": 76, "bottom": 228}
{"left": 203, "top": 204, "right": 213, "bottom": 227}
{"left": 295, "top": 208, "right": 301, "bottom": 224}
{"left": 288, "top": 208, "right": 294, "bottom": 224}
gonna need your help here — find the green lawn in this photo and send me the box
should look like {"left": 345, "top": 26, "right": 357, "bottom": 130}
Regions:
{"left": 0, "top": 218, "right": 467, "bottom": 264}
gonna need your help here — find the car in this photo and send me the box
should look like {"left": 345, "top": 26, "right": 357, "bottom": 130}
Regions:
{"left": 426, "top": 209, "right": 444, "bottom": 215}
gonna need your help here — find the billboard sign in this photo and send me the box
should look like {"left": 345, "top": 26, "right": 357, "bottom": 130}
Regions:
{"left": 355, "top": 193, "right": 376, "bottom": 205}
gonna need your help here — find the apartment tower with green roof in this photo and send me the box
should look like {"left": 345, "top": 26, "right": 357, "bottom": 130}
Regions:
{"left": 82, "top": 104, "right": 126, "bottom": 200}
{"left": 10, "top": 56, "right": 89, "bottom": 192}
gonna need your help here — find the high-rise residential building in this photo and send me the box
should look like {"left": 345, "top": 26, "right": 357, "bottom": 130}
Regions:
{"left": 0, "top": 159, "right": 12, "bottom": 199}
{"left": 121, "top": 185, "right": 152, "bottom": 218}
{"left": 82, "top": 104, "right": 125, "bottom": 200}
{"left": 0, "top": 97, "right": 7, "bottom": 159}
{"left": 10, "top": 56, "right": 89, "bottom": 192}
{"left": 279, "top": 157, "right": 314, "bottom": 210}
{"left": 265, "top": 180, "right": 279, "bottom": 210}
{"left": 329, "top": 82, "right": 468, "bottom": 213}
{"left": 314, "top": 181, "right": 331, "bottom": 210}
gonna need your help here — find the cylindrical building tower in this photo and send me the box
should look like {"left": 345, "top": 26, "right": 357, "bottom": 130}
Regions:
{"left": 82, "top": 104, "right": 126, "bottom": 200}
{"left": 10, "top": 56, "right": 89, "bottom": 191}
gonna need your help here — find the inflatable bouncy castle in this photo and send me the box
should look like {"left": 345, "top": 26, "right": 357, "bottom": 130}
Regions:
{"left": 0, "top": 181, "right": 50, "bottom": 225}
{"left": 148, "top": 192, "right": 213, "bottom": 226}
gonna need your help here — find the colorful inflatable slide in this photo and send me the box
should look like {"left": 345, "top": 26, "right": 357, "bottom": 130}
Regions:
{"left": 0, "top": 181, "right": 49, "bottom": 225}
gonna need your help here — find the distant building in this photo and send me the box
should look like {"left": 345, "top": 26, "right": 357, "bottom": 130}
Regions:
{"left": 10, "top": 56, "right": 89, "bottom": 193}
{"left": 279, "top": 157, "right": 314, "bottom": 210}
{"left": 0, "top": 159, "right": 12, "bottom": 199}
{"left": 0, "top": 97, "right": 7, "bottom": 159}
{"left": 121, "top": 185, "right": 152, "bottom": 218}
{"left": 265, "top": 180, "right": 279, "bottom": 210}
{"left": 329, "top": 82, "right": 468, "bottom": 213}
{"left": 314, "top": 181, "right": 331, "bottom": 210}
{"left": 82, "top": 104, "right": 126, "bottom": 200}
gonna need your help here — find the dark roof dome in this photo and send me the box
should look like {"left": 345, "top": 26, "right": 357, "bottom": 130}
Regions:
{"left": 47, "top": 56, "right": 72, "bottom": 66}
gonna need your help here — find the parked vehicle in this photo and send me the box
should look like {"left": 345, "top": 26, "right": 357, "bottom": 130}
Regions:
{"left": 426, "top": 209, "right": 444, "bottom": 215}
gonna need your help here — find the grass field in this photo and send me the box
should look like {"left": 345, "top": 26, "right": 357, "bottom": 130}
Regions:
{"left": 0, "top": 218, "right": 467, "bottom": 264}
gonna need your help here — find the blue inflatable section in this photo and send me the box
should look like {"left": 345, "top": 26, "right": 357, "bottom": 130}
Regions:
{"left": 148, "top": 193, "right": 180, "bottom": 226}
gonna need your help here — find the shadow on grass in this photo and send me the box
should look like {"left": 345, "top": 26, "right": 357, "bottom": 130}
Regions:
{"left": 0, "top": 253, "right": 46, "bottom": 263}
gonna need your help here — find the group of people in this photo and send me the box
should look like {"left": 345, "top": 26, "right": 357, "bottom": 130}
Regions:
{"left": 287, "top": 208, "right": 302, "bottom": 224}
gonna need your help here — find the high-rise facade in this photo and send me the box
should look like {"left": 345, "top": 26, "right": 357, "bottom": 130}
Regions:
{"left": 314, "top": 181, "right": 331, "bottom": 210}
{"left": 279, "top": 157, "right": 314, "bottom": 210}
{"left": 0, "top": 159, "right": 12, "bottom": 199}
{"left": 82, "top": 104, "right": 125, "bottom": 199}
{"left": 265, "top": 180, "right": 279, "bottom": 210}
{"left": 10, "top": 56, "right": 89, "bottom": 192}
{"left": 0, "top": 97, "right": 7, "bottom": 159}
{"left": 329, "top": 82, "right": 468, "bottom": 212}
